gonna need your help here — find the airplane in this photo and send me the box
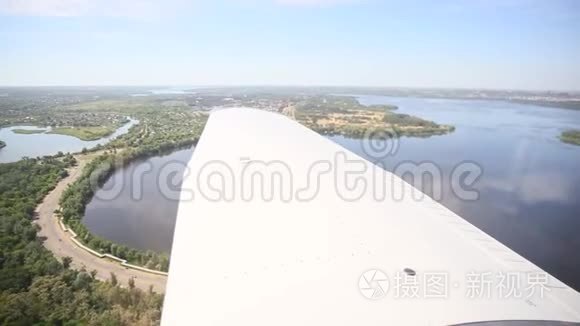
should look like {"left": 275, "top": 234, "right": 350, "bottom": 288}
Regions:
{"left": 161, "top": 108, "right": 580, "bottom": 325}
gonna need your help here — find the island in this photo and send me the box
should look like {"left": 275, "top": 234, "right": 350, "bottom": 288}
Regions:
{"left": 290, "top": 95, "right": 454, "bottom": 138}
{"left": 0, "top": 140, "right": 5, "bottom": 149}
{"left": 12, "top": 125, "right": 116, "bottom": 141}
{"left": 560, "top": 130, "right": 580, "bottom": 146}
{"left": 13, "top": 125, "right": 119, "bottom": 141}
{"left": 47, "top": 126, "right": 115, "bottom": 141}
{"left": 12, "top": 128, "right": 46, "bottom": 134}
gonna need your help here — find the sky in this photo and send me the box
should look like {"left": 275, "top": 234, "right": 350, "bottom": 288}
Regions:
{"left": 0, "top": 0, "right": 579, "bottom": 90}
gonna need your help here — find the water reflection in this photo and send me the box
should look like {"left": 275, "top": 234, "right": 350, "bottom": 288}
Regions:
{"left": 84, "top": 147, "right": 194, "bottom": 253}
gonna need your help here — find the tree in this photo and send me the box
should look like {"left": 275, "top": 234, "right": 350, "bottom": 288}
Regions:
{"left": 128, "top": 277, "right": 135, "bottom": 290}
{"left": 0, "top": 152, "right": 164, "bottom": 325}
{"left": 110, "top": 272, "right": 118, "bottom": 286}
{"left": 72, "top": 272, "right": 92, "bottom": 290}
{"left": 62, "top": 257, "right": 72, "bottom": 269}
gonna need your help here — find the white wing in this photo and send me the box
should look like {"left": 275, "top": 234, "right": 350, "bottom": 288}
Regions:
{"left": 162, "top": 108, "right": 580, "bottom": 325}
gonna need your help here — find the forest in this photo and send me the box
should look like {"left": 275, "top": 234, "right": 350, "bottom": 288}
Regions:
{"left": 0, "top": 157, "right": 164, "bottom": 324}
{"left": 0, "top": 93, "right": 209, "bottom": 324}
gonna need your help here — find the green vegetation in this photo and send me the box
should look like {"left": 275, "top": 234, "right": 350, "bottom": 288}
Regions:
{"left": 0, "top": 88, "right": 131, "bottom": 129}
{"left": 56, "top": 101, "right": 207, "bottom": 271}
{"left": 48, "top": 125, "right": 115, "bottom": 140}
{"left": 3, "top": 90, "right": 208, "bottom": 271}
{"left": 0, "top": 157, "right": 163, "bottom": 324}
{"left": 292, "top": 95, "right": 454, "bottom": 138}
{"left": 0, "top": 87, "right": 455, "bottom": 324}
{"left": 560, "top": 129, "right": 580, "bottom": 146}
{"left": 12, "top": 128, "right": 46, "bottom": 135}
{"left": 0, "top": 90, "right": 208, "bottom": 324}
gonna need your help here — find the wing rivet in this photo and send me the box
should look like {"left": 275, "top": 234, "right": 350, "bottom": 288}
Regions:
{"left": 403, "top": 268, "right": 416, "bottom": 276}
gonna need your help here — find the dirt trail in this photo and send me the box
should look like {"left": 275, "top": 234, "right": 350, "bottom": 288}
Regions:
{"left": 34, "top": 152, "right": 167, "bottom": 292}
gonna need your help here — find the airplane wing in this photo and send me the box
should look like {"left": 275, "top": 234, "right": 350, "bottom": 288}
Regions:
{"left": 161, "top": 108, "right": 580, "bottom": 325}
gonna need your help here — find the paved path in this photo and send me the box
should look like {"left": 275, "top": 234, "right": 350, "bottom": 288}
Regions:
{"left": 34, "top": 153, "right": 167, "bottom": 293}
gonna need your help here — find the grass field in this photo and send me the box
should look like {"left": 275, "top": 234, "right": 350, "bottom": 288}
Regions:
{"left": 48, "top": 126, "right": 115, "bottom": 141}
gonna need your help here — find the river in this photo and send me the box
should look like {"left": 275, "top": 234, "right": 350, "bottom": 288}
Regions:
{"left": 0, "top": 118, "right": 138, "bottom": 163}
{"left": 83, "top": 96, "right": 580, "bottom": 291}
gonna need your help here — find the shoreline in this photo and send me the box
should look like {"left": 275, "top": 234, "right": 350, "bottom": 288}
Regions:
{"left": 34, "top": 151, "right": 167, "bottom": 292}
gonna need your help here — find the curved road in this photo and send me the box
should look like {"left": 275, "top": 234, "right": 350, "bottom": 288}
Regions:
{"left": 34, "top": 153, "right": 167, "bottom": 293}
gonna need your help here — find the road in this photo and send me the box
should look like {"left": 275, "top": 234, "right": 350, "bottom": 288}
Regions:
{"left": 34, "top": 153, "right": 167, "bottom": 293}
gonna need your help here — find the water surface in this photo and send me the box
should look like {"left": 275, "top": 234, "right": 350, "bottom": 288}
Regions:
{"left": 0, "top": 118, "right": 138, "bottom": 163}
{"left": 84, "top": 147, "right": 194, "bottom": 253}
{"left": 338, "top": 95, "right": 580, "bottom": 290}
{"left": 84, "top": 98, "right": 580, "bottom": 290}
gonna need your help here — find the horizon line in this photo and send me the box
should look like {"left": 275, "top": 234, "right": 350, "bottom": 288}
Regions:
{"left": 0, "top": 84, "right": 579, "bottom": 93}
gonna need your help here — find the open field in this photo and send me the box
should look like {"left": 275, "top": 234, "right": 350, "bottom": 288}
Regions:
{"left": 47, "top": 125, "right": 114, "bottom": 140}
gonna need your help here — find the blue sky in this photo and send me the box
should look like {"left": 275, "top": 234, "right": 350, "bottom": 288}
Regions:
{"left": 0, "top": 0, "right": 579, "bottom": 90}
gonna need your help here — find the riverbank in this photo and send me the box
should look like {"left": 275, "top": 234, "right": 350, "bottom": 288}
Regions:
{"left": 34, "top": 151, "right": 167, "bottom": 292}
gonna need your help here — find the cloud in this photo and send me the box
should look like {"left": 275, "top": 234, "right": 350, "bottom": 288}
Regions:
{"left": 275, "top": 0, "right": 359, "bottom": 6}
{"left": 0, "top": 0, "right": 176, "bottom": 18}
{"left": 480, "top": 173, "right": 575, "bottom": 205}
{"left": 0, "top": 0, "right": 89, "bottom": 16}
{"left": 0, "top": 0, "right": 362, "bottom": 16}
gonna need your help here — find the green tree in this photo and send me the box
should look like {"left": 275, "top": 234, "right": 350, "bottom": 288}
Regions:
{"left": 62, "top": 256, "right": 72, "bottom": 269}
{"left": 110, "top": 272, "right": 118, "bottom": 286}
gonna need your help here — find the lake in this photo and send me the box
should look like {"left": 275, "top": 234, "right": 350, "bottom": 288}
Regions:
{"left": 83, "top": 97, "right": 580, "bottom": 290}
{"left": 84, "top": 147, "right": 195, "bottom": 253}
{"left": 0, "top": 118, "right": 138, "bottom": 163}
